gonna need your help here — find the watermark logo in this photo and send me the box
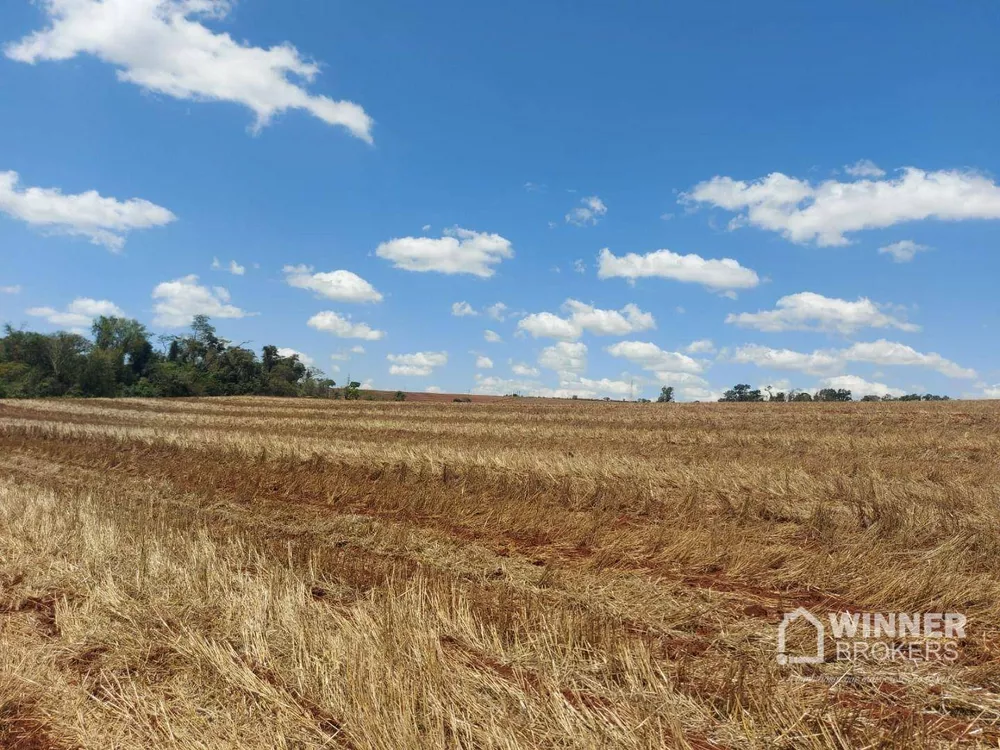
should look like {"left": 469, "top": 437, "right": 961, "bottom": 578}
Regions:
{"left": 777, "top": 608, "right": 966, "bottom": 665}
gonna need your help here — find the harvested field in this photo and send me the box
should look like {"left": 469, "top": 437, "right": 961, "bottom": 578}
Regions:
{"left": 1, "top": 396, "right": 1000, "bottom": 748}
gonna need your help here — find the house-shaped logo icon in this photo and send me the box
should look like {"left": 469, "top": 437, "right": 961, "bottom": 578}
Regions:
{"left": 777, "top": 607, "right": 824, "bottom": 665}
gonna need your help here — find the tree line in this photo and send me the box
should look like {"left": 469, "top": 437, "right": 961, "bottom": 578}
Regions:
{"left": 651, "top": 384, "right": 950, "bottom": 403}
{"left": 0, "top": 315, "right": 361, "bottom": 399}
{"left": 713, "top": 383, "right": 950, "bottom": 402}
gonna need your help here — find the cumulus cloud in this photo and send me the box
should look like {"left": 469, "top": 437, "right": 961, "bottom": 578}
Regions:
{"left": 425, "top": 385, "right": 443, "bottom": 393}
{"left": 730, "top": 340, "right": 975, "bottom": 379}
{"left": 597, "top": 247, "right": 759, "bottom": 292}
{"left": 683, "top": 167, "right": 1000, "bottom": 246}
{"left": 330, "top": 345, "right": 366, "bottom": 362}
{"left": 26, "top": 297, "right": 124, "bottom": 330}
{"left": 0, "top": 170, "right": 175, "bottom": 251}
{"left": 471, "top": 372, "right": 637, "bottom": 400}
{"left": 518, "top": 299, "right": 655, "bottom": 340}
{"left": 726, "top": 292, "right": 919, "bottom": 334}
{"left": 387, "top": 351, "right": 447, "bottom": 377}
{"left": 510, "top": 362, "right": 539, "bottom": 377}
{"left": 879, "top": 240, "right": 929, "bottom": 263}
{"left": 212, "top": 257, "right": 245, "bottom": 275}
{"left": 731, "top": 344, "right": 843, "bottom": 376}
{"left": 376, "top": 227, "right": 513, "bottom": 277}
{"left": 538, "top": 341, "right": 587, "bottom": 376}
{"left": 818, "top": 375, "right": 905, "bottom": 399}
{"left": 566, "top": 195, "right": 607, "bottom": 226}
{"left": 686, "top": 339, "right": 716, "bottom": 354}
{"left": 152, "top": 275, "right": 251, "bottom": 327}
{"left": 475, "top": 355, "right": 493, "bottom": 369}
{"left": 307, "top": 311, "right": 385, "bottom": 340}
{"left": 451, "top": 301, "right": 477, "bottom": 317}
{"left": 1, "top": 285, "right": 21, "bottom": 294}
{"left": 844, "top": 159, "right": 886, "bottom": 178}
{"left": 485, "top": 302, "right": 508, "bottom": 321}
{"left": 606, "top": 341, "right": 704, "bottom": 375}
{"left": 5, "top": 0, "right": 373, "bottom": 140}
{"left": 306, "top": 310, "right": 385, "bottom": 341}
{"left": 518, "top": 312, "right": 579, "bottom": 341}
{"left": 842, "top": 340, "right": 976, "bottom": 379}
{"left": 276, "top": 347, "right": 314, "bottom": 367}
{"left": 484, "top": 329, "right": 502, "bottom": 343}
{"left": 572, "top": 376, "right": 633, "bottom": 397}
{"left": 284, "top": 265, "right": 382, "bottom": 303}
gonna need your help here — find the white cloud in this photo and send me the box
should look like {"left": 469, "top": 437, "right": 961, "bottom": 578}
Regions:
{"left": 471, "top": 372, "right": 629, "bottom": 400}
{"left": 472, "top": 375, "right": 538, "bottom": 397}
{"left": 485, "top": 302, "right": 507, "bottom": 321}
{"left": 475, "top": 355, "right": 493, "bottom": 369}
{"left": 572, "top": 376, "right": 633, "bottom": 397}
{"left": 152, "top": 274, "right": 251, "bottom": 327}
{"left": 844, "top": 159, "right": 886, "bottom": 178}
{"left": 0, "top": 169, "right": 175, "bottom": 251}
{"left": 538, "top": 341, "right": 587, "bottom": 376}
{"left": 283, "top": 265, "right": 382, "bottom": 303}
{"left": 879, "top": 240, "right": 929, "bottom": 263}
{"left": 330, "top": 345, "right": 365, "bottom": 362}
{"left": 819, "top": 375, "right": 905, "bottom": 399}
{"left": 675, "top": 385, "right": 723, "bottom": 402}
{"left": 1, "top": 285, "right": 20, "bottom": 294}
{"left": 685, "top": 339, "right": 716, "bottom": 354}
{"left": 425, "top": 385, "right": 443, "bottom": 393}
{"left": 731, "top": 344, "right": 843, "bottom": 376}
{"left": 842, "top": 340, "right": 976, "bottom": 379}
{"left": 276, "top": 347, "right": 314, "bottom": 367}
{"left": 573, "top": 259, "right": 586, "bottom": 274}
{"left": 307, "top": 311, "right": 385, "bottom": 340}
{"left": 597, "top": 247, "right": 759, "bottom": 292}
{"left": 26, "top": 297, "right": 124, "bottom": 330}
{"left": 980, "top": 384, "right": 1000, "bottom": 399}
{"left": 518, "top": 311, "right": 579, "bottom": 341}
{"left": 387, "top": 351, "right": 447, "bottom": 377}
{"left": 606, "top": 340, "right": 704, "bottom": 375}
{"left": 451, "top": 301, "right": 477, "bottom": 317}
{"left": 683, "top": 167, "right": 1000, "bottom": 246}
{"left": 731, "top": 340, "right": 976, "bottom": 379}
{"left": 376, "top": 227, "right": 513, "bottom": 277}
{"left": 726, "top": 292, "right": 919, "bottom": 334}
{"left": 484, "top": 329, "right": 502, "bottom": 343}
{"left": 518, "top": 299, "right": 655, "bottom": 341}
{"left": 6, "top": 0, "right": 373, "bottom": 141}
{"left": 510, "top": 362, "right": 539, "bottom": 377}
{"left": 566, "top": 195, "right": 607, "bottom": 226}
{"left": 211, "top": 258, "right": 245, "bottom": 275}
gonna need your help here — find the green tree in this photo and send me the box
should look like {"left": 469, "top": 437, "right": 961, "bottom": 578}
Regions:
{"left": 657, "top": 386, "right": 675, "bottom": 403}
{"left": 720, "top": 384, "right": 764, "bottom": 402}
{"left": 79, "top": 348, "right": 120, "bottom": 397}
{"left": 815, "top": 388, "right": 852, "bottom": 402}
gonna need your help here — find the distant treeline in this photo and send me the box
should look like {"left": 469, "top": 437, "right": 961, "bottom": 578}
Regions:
{"left": 0, "top": 315, "right": 358, "bottom": 399}
{"left": 713, "top": 384, "right": 950, "bottom": 403}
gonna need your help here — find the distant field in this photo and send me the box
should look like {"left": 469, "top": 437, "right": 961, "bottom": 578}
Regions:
{"left": 2, "top": 397, "right": 1000, "bottom": 748}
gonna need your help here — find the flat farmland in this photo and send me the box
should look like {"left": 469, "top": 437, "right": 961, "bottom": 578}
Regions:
{"left": 2, "top": 397, "right": 1000, "bottom": 749}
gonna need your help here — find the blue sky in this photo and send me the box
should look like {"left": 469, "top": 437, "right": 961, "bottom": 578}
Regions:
{"left": 2, "top": 0, "right": 999, "bottom": 399}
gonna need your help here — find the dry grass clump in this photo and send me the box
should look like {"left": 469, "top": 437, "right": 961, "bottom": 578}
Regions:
{"left": 1, "top": 396, "right": 1000, "bottom": 748}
